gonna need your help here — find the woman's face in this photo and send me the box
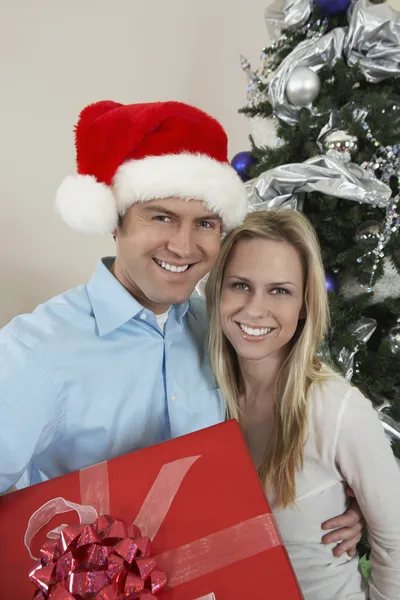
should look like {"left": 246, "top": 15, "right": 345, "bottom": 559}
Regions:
{"left": 220, "top": 237, "right": 305, "bottom": 363}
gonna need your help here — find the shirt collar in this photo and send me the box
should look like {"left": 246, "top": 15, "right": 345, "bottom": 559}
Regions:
{"left": 87, "top": 258, "right": 193, "bottom": 336}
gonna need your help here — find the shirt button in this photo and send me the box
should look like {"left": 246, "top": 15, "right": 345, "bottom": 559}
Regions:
{"left": 171, "top": 394, "right": 177, "bottom": 401}
{"left": 140, "top": 313, "right": 147, "bottom": 320}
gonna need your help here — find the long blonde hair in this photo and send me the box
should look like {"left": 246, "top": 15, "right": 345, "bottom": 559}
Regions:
{"left": 205, "top": 210, "right": 331, "bottom": 508}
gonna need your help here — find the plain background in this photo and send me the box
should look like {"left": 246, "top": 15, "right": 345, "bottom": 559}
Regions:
{"left": 1, "top": 0, "right": 399, "bottom": 325}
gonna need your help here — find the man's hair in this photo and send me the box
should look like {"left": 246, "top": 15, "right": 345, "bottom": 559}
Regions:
{"left": 113, "top": 214, "right": 124, "bottom": 241}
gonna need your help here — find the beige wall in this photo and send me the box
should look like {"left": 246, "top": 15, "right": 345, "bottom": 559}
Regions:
{"left": 1, "top": 0, "right": 399, "bottom": 325}
{"left": 0, "top": 0, "right": 272, "bottom": 325}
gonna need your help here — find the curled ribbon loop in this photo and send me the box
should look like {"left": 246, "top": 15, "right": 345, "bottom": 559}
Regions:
{"left": 24, "top": 497, "right": 98, "bottom": 560}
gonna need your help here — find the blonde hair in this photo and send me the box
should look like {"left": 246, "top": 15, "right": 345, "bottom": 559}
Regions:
{"left": 205, "top": 210, "right": 332, "bottom": 508}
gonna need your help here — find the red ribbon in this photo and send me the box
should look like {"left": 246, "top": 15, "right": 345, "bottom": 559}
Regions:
{"left": 26, "top": 456, "right": 282, "bottom": 600}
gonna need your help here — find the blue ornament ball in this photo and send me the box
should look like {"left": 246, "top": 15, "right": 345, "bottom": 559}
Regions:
{"left": 231, "top": 151, "right": 255, "bottom": 182}
{"left": 325, "top": 272, "right": 339, "bottom": 293}
{"left": 314, "top": 0, "right": 351, "bottom": 17}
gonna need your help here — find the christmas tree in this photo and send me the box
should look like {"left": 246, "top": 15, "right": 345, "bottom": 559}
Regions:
{"left": 236, "top": 0, "right": 400, "bottom": 469}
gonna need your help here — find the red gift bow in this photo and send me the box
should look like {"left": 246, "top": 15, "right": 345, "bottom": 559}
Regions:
{"left": 29, "top": 514, "right": 167, "bottom": 599}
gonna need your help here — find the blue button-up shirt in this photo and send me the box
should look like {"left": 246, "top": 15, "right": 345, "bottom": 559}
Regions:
{"left": 0, "top": 258, "right": 224, "bottom": 492}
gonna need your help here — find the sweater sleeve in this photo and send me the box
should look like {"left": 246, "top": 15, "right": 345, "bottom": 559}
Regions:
{"left": 335, "top": 385, "right": 400, "bottom": 600}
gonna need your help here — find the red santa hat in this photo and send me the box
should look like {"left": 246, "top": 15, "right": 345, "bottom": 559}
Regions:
{"left": 56, "top": 100, "right": 248, "bottom": 234}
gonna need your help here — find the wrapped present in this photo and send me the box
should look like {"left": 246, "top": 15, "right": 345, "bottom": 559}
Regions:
{"left": 0, "top": 420, "right": 303, "bottom": 599}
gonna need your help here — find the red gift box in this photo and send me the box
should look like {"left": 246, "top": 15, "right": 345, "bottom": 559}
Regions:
{"left": 0, "top": 420, "right": 302, "bottom": 599}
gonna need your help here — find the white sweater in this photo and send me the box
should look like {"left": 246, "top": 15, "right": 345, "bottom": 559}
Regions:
{"left": 265, "top": 377, "right": 400, "bottom": 600}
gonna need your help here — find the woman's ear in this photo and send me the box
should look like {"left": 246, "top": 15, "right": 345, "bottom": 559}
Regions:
{"left": 299, "top": 304, "right": 307, "bottom": 320}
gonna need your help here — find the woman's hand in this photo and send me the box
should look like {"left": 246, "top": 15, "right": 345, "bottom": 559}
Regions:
{"left": 321, "top": 488, "right": 364, "bottom": 557}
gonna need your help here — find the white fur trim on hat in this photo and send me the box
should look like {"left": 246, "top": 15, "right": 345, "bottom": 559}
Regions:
{"left": 56, "top": 175, "right": 118, "bottom": 234}
{"left": 55, "top": 153, "right": 248, "bottom": 234}
{"left": 114, "top": 153, "right": 248, "bottom": 231}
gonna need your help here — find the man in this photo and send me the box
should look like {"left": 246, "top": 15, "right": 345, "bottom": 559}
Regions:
{"left": 0, "top": 100, "right": 362, "bottom": 555}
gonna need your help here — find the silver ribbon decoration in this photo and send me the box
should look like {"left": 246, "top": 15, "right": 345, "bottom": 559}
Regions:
{"left": 269, "top": 0, "right": 400, "bottom": 125}
{"left": 334, "top": 324, "right": 400, "bottom": 445}
{"left": 345, "top": 0, "right": 400, "bottom": 82}
{"left": 379, "top": 413, "right": 400, "bottom": 443}
{"left": 245, "top": 155, "right": 392, "bottom": 212}
{"left": 374, "top": 398, "right": 400, "bottom": 443}
{"left": 264, "top": 0, "right": 313, "bottom": 36}
{"left": 336, "top": 317, "right": 377, "bottom": 381}
{"left": 317, "top": 341, "right": 333, "bottom": 364}
{"left": 283, "top": 0, "right": 313, "bottom": 29}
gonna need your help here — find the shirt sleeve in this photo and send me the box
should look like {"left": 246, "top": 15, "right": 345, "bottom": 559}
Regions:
{"left": 0, "top": 337, "right": 58, "bottom": 492}
{"left": 335, "top": 385, "right": 400, "bottom": 600}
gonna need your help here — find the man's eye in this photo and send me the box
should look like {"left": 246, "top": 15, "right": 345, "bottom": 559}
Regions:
{"left": 198, "top": 221, "right": 214, "bottom": 229}
{"left": 153, "top": 215, "right": 171, "bottom": 223}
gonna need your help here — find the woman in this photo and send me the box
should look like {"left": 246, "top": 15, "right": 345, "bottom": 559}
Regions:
{"left": 205, "top": 210, "right": 400, "bottom": 600}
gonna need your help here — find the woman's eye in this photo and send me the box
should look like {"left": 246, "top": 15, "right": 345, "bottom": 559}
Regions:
{"left": 232, "top": 282, "right": 250, "bottom": 291}
{"left": 271, "top": 288, "right": 289, "bottom": 295}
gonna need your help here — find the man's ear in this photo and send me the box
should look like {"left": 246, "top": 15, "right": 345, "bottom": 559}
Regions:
{"left": 113, "top": 228, "right": 118, "bottom": 242}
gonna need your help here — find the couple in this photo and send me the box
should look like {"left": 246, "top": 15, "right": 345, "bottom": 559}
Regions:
{"left": 0, "top": 100, "right": 399, "bottom": 599}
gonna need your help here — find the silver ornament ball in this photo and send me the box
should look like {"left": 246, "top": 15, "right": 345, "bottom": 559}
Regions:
{"left": 354, "top": 220, "right": 383, "bottom": 245}
{"left": 324, "top": 130, "right": 358, "bottom": 164}
{"left": 286, "top": 66, "right": 321, "bottom": 107}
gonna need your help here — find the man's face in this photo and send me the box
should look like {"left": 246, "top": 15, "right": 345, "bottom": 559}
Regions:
{"left": 114, "top": 197, "right": 222, "bottom": 313}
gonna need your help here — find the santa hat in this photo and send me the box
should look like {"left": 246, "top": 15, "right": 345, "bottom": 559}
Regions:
{"left": 56, "top": 100, "right": 248, "bottom": 234}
